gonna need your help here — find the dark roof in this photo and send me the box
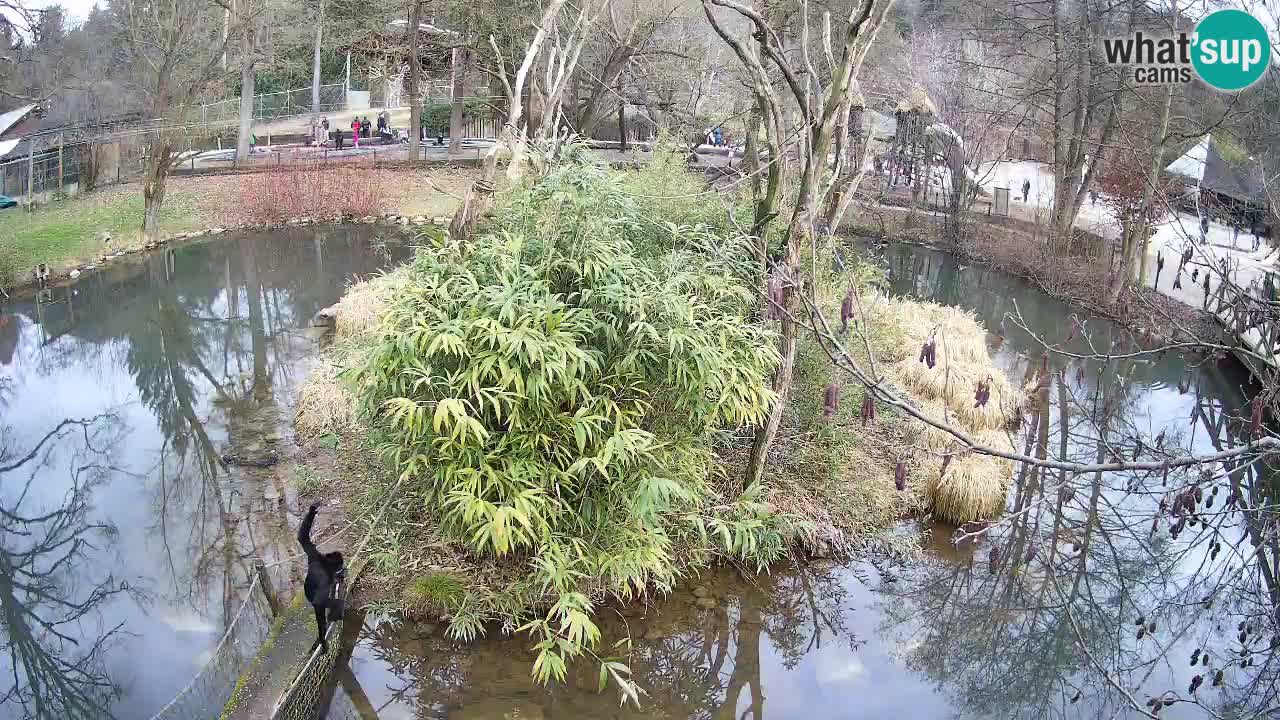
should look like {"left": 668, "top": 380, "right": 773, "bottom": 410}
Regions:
{"left": 1165, "top": 135, "right": 1266, "bottom": 205}
{"left": 1202, "top": 139, "right": 1266, "bottom": 204}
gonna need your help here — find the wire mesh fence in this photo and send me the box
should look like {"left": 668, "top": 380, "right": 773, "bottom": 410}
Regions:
{"left": 0, "top": 142, "right": 83, "bottom": 199}
{"left": 270, "top": 634, "right": 345, "bottom": 720}
{"left": 197, "top": 84, "right": 348, "bottom": 125}
{"left": 149, "top": 576, "right": 277, "bottom": 720}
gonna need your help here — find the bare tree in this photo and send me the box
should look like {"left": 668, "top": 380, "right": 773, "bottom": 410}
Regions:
{"left": 116, "top": 0, "right": 236, "bottom": 241}
{"left": 310, "top": 0, "right": 325, "bottom": 117}
{"left": 572, "top": 0, "right": 679, "bottom": 137}
{"left": 703, "top": 0, "right": 897, "bottom": 489}
{"left": 231, "top": 0, "right": 272, "bottom": 163}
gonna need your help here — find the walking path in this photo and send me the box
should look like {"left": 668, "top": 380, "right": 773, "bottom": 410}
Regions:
{"left": 977, "top": 159, "right": 1276, "bottom": 310}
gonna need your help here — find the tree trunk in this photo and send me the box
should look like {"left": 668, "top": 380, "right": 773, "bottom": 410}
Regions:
{"left": 406, "top": 0, "right": 422, "bottom": 162}
{"left": 576, "top": 49, "right": 634, "bottom": 136}
{"left": 567, "top": 73, "right": 580, "bottom": 128}
{"left": 310, "top": 0, "right": 324, "bottom": 117}
{"left": 235, "top": 18, "right": 257, "bottom": 164}
{"left": 448, "top": 47, "right": 467, "bottom": 154}
{"left": 746, "top": 160, "right": 823, "bottom": 488}
{"left": 848, "top": 104, "right": 864, "bottom": 171}
{"left": 1105, "top": 85, "right": 1172, "bottom": 304}
{"left": 142, "top": 142, "right": 172, "bottom": 242}
{"left": 617, "top": 101, "right": 627, "bottom": 150}
{"left": 527, "top": 71, "right": 543, "bottom": 143}
{"left": 746, "top": 306, "right": 797, "bottom": 488}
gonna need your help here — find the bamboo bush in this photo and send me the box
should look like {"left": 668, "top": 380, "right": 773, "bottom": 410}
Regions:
{"left": 351, "top": 157, "right": 789, "bottom": 692}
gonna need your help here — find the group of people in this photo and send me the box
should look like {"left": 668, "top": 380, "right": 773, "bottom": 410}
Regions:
{"left": 310, "top": 111, "right": 394, "bottom": 150}
{"left": 1201, "top": 211, "right": 1268, "bottom": 252}
{"left": 350, "top": 111, "right": 393, "bottom": 145}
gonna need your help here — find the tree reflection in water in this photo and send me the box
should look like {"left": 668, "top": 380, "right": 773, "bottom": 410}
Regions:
{"left": 878, "top": 243, "right": 1280, "bottom": 719}
{"left": 0, "top": 227, "right": 409, "bottom": 718}
{"left": 344, "top": 562, "right": 859, "bottom": 719}
{"left": 0, "top": 413, "right": 138, "bottom": 720}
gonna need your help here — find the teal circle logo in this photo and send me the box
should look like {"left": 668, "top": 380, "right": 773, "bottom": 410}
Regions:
{"left": 1192, "top": 9, "right": 1270, "bottom": 91}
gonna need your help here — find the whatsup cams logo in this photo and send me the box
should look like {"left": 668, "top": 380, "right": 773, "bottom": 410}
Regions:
{"left": 1102, "top": 9, "right": 1271, "bottom": 91}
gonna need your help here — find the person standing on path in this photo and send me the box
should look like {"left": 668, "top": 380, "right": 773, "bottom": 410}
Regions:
{"left": 1021, "top": 179, "right": 1030, "bottom": 202}
{"left": 351, "top": 118, "right": 361, "bottom": 148}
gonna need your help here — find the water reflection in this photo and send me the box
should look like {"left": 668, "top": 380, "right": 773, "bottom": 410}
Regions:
{"left": 879, "top": 243, "right": 1280, "bottom": 719}
{"left": 337, "top": 563, "right": 889, "bottom": 720}
{"left": 0, "top": 413, "right": 132, "bottom": 719}
{"left": 332, "top": 242, "right": 1279, "bottom": 720}
{"left": 0, "top": 226, "right": 409, "bottom": 719}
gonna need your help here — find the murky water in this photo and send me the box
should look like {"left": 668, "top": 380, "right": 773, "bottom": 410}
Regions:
{"left": 323, "top": 243, "right": 1278, "bottom": 720}
{"left": 3, "top": 232, "right": 1272, "bottom": 720}
{"left": 0, "top": 226, "right": 410, "bottom": 719}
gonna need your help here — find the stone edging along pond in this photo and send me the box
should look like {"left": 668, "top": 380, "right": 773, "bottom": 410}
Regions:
{"left": 8, "top": 213, "right": 450, "bottom": 295}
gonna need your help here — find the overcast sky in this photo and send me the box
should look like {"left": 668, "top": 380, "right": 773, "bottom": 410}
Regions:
{"left": 28, "top": 0, "right": 98, "bottom": 23}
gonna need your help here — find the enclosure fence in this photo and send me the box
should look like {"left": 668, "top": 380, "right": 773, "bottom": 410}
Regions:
{"left": 0, "top": 141, "right": 83, "bottom": 199}
{"left": 148, "top": 572, "right": 277, "bottom": 720}
{"left": 197, "top": 84, "right": 348, "bottom": 124}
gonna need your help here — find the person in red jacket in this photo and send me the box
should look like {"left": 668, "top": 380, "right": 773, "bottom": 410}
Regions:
{"left": 350, "top": 118, "right": 361, "bottom": 148}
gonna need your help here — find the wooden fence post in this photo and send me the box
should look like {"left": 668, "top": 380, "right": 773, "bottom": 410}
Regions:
{"left": 253, "top": 559, "right": 281, "bottom": 617}
{"left": 26, "top": 141, "right": 34, "bottom": 211}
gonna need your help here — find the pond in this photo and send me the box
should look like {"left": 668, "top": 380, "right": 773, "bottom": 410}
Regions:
{"left": 0, "top": 225, "right": 411, "bottom": 719}
{"left": 3, "top": 234, "right": 1273, "bottom": 720}
{"left": 319, "top": 242, "right": 1278, "bottom": 720}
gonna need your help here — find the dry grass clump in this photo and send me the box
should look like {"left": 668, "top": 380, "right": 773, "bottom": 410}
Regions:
{"left": 295, "top": 359, "right": 362, "bottom": 439}
{"left": 296, "top": 269, "right": 409, "bottom": 439}
{"left": 917, "top": 431, "right": 1015, "bottom": 523}
{"left": 882, "top": 298, "right": 1016, "bottom": 523}
{"left": 887, "top": 300, "right": 1016, "bottom": 432}
{"left": 333, "top": 267, "right": 409, "bottom": 341}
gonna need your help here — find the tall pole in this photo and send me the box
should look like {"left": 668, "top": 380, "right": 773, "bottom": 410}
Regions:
{"left": 344, "top": 51, "right": 351, "bottom": 96}
{"left": 311, "top": 0, "right": 325, "bottom": 118}
{"left": 57, "top": 133, "right": 64, "bottom": 193}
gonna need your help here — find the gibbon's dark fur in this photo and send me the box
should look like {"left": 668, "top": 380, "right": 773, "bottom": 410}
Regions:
{"left": 298, "top": 503, "right": 345, "bottom": 656}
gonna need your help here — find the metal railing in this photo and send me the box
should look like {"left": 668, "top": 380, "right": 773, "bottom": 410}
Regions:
{"left": 196, "top": 84, "right": 347, "bottom": 125}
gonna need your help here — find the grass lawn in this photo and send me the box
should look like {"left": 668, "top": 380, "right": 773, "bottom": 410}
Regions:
{"left": 0, "top": 182, "right": 212, "bottom": 284}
